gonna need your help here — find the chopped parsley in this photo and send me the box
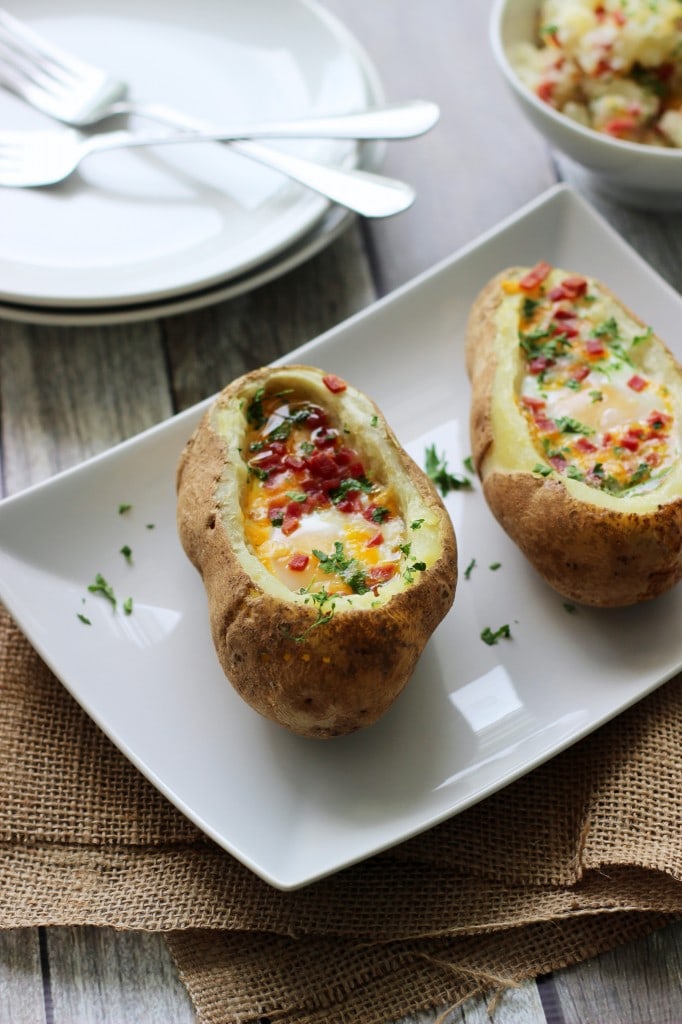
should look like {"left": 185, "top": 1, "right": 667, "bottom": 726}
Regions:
{"left": 403, "top": 560, "right": 427, "bottom": 584}
{"left": 120, "top": 544, "right": 133, "bottom": 565}
{"left": 533, "top": 463, "right": 552, "bottom": 477}
{"left": 464, "top": 557, "right": 476, "bottom": 580}
{"left": 118, "top": 503, "right": 132, "bottom": 515}
{"left": 330, "top": 477, "right": 373, "bottom": 504}
{"left": 424, "top": 444, "right": 473, "bottom": 496}
{"left": 122, "top": 597, "right": 133, "bottom": 615}
{"left": 554, "top": 416, "right": 594, "bottom": 436}
{"left": 87, "top": 573, "right": 117, "bottom": 609}
{"left": 77, "top": 613, "right": 92, "bottom": 626}
{"left": 410, "top": 519, "right": 424, "bottom": 530}
{"left": 313, "top": 542, "right": 369, "bottom": 594}
{"left": 246, "top": 387, "right": 266, "bottom": 429}
{"left": 481, "top": 624, "right": 511, "bottom": 646}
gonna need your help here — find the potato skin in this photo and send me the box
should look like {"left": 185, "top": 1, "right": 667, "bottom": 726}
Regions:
{"left": 176, "top": 365, "right": 457, "bottom": 738}
{"left": 466, "top": 269, "right": 682, "bottom": 607}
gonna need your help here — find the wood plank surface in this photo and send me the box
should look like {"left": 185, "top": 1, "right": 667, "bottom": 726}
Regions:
{"left": 1, "top": 0, "right": 681, "bottom": 1022}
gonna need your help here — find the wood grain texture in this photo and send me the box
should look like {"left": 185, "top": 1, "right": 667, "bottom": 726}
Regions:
{"left": 0, "top": 930, "right": 46, "bottom": 1024}
{"left": 322, "top": 0, "right": 557, "bottom": 294}
{"left": 46, "top": 928, "right": 195, "bottom": 1024}
{"left": 552, "top": 922, "right": 682, "bottom": 1024}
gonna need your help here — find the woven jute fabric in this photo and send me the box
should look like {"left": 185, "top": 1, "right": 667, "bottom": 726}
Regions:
{"left": 1, "top": 604, "right": 681, "bottom": 1023}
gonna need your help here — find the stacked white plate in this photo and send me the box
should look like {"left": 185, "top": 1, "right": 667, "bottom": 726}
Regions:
{"left": 0, "top": 0, "right": 384, "bottom": 324}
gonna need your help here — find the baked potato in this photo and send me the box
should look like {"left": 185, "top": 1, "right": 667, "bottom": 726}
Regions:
{"left": 176, "top": 365, "right": 457, "bottom": 738}
{"left": 466, "top": 262, "right": 682, "bottom": 607}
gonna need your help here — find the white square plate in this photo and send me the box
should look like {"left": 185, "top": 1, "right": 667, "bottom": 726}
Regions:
{"left": 1, "top": 184, "right": 680, "bottom": 890}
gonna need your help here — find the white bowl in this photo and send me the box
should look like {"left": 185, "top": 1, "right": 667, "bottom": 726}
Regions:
{"left": 490, "top": 0, "right": 682, "bottom": 208}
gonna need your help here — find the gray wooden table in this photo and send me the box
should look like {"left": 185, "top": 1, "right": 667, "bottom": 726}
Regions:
{"left": 1, "top": 2, "right": 681, "bottom": 1021}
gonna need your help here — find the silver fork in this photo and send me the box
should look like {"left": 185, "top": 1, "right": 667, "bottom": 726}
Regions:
{"left": 0, "top": 126, "right": 416, "bottom": 218}
{"left": 0, "top": 9, "right": 435, "bottom": 214}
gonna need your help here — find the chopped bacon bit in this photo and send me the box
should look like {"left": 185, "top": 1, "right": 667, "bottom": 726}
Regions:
{"left": 535, "top": 415, "right": 557, "bottom": 433}
{"left": 560, "top": 276, "right": 588, "bottom": 298}
{"left": 519, "top": 261, "right": 552, "bottom": 292}
{"left": 288, "top": 553, "right": 309, "bottom": 572}
{"left": 627, "top": 374, "right": 648, "bottom": 392}
{"left": 620, "top": 436, "right": 640, "bottom": 452}
{"left": 552, "top": 305, "right": 577, "bottom": 319}
{"left": 604, "top": 116, "right": 637, "bottom": 137}
{"left": 521, "top": 395, "right": 546, "bottom": 411}
{"left": 529, "top": 355, "right": 553, "bottom": 375}
{"left": 585, "top": 338, "right": 606, "bottom": 357}
{"left": 571, "top": 365, "right": 590, "bottom": 382}
{"left": 648, "top": 410, "right": 671, "bottom": 429}
{"left": 322, "top": 374, "right": 347, "bottom": 394}
{"left": 550, "top": 455, "right": 567, "bottom": 472}
{"left": 367, "top": 564, "right": 396, "bottom": 587}
{"left": 550, "top": 277, "right": 587, "bottom": 302}
{"left": 366, "top": 532, "right": 384, "bottom": 548}
{"left": 537, "top": 80, "right": 555, "bottom": 104}
{"left": 281, "top": 514, "right": 300, "bottom": 536}
{"left": 576, "top": 437, "right": 597, "bottom": 454}
{"left": 268, "top": 503, "right": 285, "bottom": 522}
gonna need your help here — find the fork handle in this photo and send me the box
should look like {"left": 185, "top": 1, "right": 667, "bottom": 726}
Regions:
{"left": 90, "top": 99, "right": 439, "bottom": 140}
{"left": 81, "top": 129, "right": 415, "bottom": 218}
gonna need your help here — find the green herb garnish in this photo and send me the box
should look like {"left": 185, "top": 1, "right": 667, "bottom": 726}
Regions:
{"left": 481, "top": 624, "right": 511, "bottom": 646}
{"left": 87, "top": 573, "right": 116, "bottom": 609}
{"left": 424, "top": 444, "right": 473, "bottom": 496}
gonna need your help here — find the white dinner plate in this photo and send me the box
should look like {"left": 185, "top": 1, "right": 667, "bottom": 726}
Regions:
{"left": 0, "top": 0, "right": 375, "bottom": 308}
{"left": 0, "top": 185, "right": 366, "bottom": 326}
{"left": 1, "top": 184, "right": 680, "bottom": 890}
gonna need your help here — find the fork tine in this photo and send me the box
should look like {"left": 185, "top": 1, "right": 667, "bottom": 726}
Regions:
{"left": 0, "top": 9, "right": 98, "bottom": 80}
{"left": 0, "top": 9, "right": 126, "bottom": 122}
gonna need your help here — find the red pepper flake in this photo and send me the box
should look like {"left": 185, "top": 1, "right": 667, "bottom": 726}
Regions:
{"left": 627, "top": 374, "right": 648, "bottom": 392}
{"left": 288, "top": 553, "right": 309, "bottom": 572}
{"left": 322, "top": 374, "right": 347, "bottom": 394}
{"left": 519, "top": 261, "right": 552, "bottom": 292}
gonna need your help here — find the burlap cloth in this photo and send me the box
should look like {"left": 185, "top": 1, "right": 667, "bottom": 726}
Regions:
{"left": 1, "top": 604, "right": 680, "bottom": 1023}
